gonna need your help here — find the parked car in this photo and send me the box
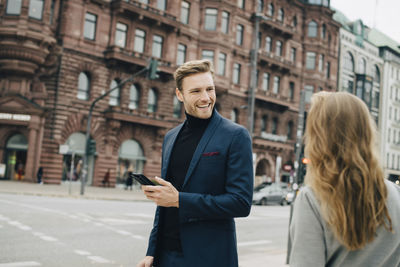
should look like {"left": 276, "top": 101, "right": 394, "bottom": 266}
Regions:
{"left": 253, "top": 184, "right": 290, "bottom": 206}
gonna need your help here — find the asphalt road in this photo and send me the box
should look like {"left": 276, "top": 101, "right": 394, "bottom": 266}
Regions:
{"left": 0, "top": 193, "right": 290, "bottom": 267}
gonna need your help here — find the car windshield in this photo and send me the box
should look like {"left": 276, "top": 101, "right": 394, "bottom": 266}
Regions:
{"left": 254, "top": 183, "right": 269, "bottom": 192}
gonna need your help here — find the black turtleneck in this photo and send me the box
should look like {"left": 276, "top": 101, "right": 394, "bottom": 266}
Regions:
{"left": 159, "top": 111, "right": 212, "bottom": 252}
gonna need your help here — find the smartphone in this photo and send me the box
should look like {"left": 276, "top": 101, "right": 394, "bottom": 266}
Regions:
{"left": 130, "top": 173, "right": 159, "bottom": 186}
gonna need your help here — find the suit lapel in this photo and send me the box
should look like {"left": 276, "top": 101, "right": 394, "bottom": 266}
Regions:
{"left": 161, "top": 123, "right": 184, "bottom": 179}
{"left": 182, "top": 111, "right": 222, "bottom": 189}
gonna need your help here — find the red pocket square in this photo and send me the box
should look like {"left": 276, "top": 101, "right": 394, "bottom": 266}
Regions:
{"left": 202, "top": 151, "right": 220, "bottom": 157}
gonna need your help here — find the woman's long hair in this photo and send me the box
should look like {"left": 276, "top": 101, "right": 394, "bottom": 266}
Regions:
{"left": 304, "top": 91, "right": 392, "bottom": 250}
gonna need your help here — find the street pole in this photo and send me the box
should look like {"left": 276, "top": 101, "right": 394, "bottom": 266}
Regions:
{"left": 293, "top": 89, "right": 306, "bottom": 190}
{"left": 69, "top": 151, "right": 74, "bottom": 195}
{"left": 247, "top": 14, "right": 260, "bottom": 137}
{"left": 80, "top": 66, "right": 150, "bottom": 195}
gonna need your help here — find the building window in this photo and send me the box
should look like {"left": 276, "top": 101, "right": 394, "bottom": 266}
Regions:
{"left": 205, "top": 8, "right": 218, "bottom": 31}
{"left": 230, "top": 109, "right": 238, "bottom": 123}
{"left": 84, "top": 13, "right": 97, "bottom": 40}
{"left": 292, "top": 16, "right": 297, "bottom": 27}
{"left": 277, "top": 8, "right": 284, "bottom": 22}
{"left": 139, "top": 0, "right": 149, "bottom": 4}
{"left": 344, "top": 52, "right": 354, "bottom": 71}
{"left": 238, "top": 0, "right": 245, "bottom": 9}
{"left": 157, "top": 0, "right": 167, "bottom": 11}
{"left": 221, "top": 11, "right": 230, "bottom": 34}
{"left": 306, "top": 52, "right": 316, "bottom": 69}
{"left": 374, "top": 65, "right": 381, "bottom": 83}
{"left": 233, "top": 63, "right": 241, "bottom": 84}
{"left": 50, "top": 0, "right": 56, "bottom": 24}
{"left": 262, "top": 73, "right": 270, "bottom": 91}
{"left": 129, "top": 84, "right": 140, "bottom": 110}
{"left": 236, "top": 24, "right": 244, "bottom": 45}
{"left": 267, "top": 3, "right": 274, "bottom": 17}
{"left": 202, "top": 50, "right": 214, "bottom": 62}
{"left": 305, "top": 85, "right": 314, "bottom": 103}
{"left": 326, "top": 62, "right": 331, "bottom": 78}
{"left": 115, "top": 23, "right": 127, "bottom": 48}
{"left": 319, "top": 54, "right": 324, "bottom": 72}
{"left": 265, "top": 36, "right": 272, "bottom": 52}
{"left": 218, "top": 53, "right": 227, "bottom": 76}
{"left": 287, "top": 121, "right": 293, "bottom": 139}
{"left": 261, "top": 115, "right": 267, "bottom": 133}
{"left": 173, "top": 96, "right": 182, "bottom": 118}
{"left": 358, "top": 58, "right": 366, "bottom": 74}
{"left": 177, "top": 43, "right": 187, "bottom": 66}
{"left": 308, "top": 21, "right": 318, "bottom": 37}
{"left": 389, "top": 107, "right": 392, "bottom": 120}
{"left": 147, "top": 88, "right": 158, "bottom": 113}
{"left": 257, "top": 0, "right": 264, "bottom": 12}
{"left": 77, "top": 72, "right": 90, "bottom": 100}
{"left": 272, "top": 118, "right": 278, "bottom": 134}
{"left": 290, "top": 47, "right": 296, "bottom": 62}
{"left": 181, "top": 1, "right": 190, "bottom": 24}
{"left": 29, "top": 0, "right": 44, "bottom": 20}
{"left": 134, "top": 29, "right": 146, "bottom": 53}
{"left": 273, "top": 76, "right": 280, "bottom": 94}
{"left": 321, "top": 24, "right": 326, "bottom": 39}
{"left": 152, "top": 35, "right": 163, "bottom": 58}
{"left": 289, "top": 82, "right": 295, "bottom": 100}
{"left": 109, "top": 80, "right": 120, "bottom": 106}
{"left": 275, "top": 41, "right": 282, "bottom": 56}
{"left": 6, "top": 0, "right": 22, "bottom": 14}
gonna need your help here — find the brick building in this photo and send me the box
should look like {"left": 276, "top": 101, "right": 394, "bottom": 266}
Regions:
{"left": 0, "top": 0, "right": 339, "bottom": 186}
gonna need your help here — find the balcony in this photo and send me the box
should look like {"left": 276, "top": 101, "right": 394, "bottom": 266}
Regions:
{"left": 103, "top": 46, "right": 175, "bottom": 75}
{"left": 259, "top": 17, "right": 295, "bottom": 39}
{"left": 258, "top": 51, "right": 295, "bottom": 74}
{"left": 255, "top": 90, "right": 292, "bottom": 111}
{"left": 111, "top": 0, "right": 180, "bottom": 32}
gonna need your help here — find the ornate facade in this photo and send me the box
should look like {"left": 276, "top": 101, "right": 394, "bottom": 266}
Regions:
{"left": 0, "top": 0, "right": 339, "bottom": 186}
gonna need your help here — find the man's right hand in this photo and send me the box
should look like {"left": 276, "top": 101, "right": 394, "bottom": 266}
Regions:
{"left": 136, "top": 256, "right": 154, "bottom": 267}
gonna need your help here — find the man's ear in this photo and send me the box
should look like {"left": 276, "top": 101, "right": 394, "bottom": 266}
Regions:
{"left": 176, "top": 88, "right": 183, "bottom": 102}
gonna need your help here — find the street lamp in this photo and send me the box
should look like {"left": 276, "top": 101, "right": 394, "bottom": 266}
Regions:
{"left": 80, "top": 59, "right": 158, "bottom": 195}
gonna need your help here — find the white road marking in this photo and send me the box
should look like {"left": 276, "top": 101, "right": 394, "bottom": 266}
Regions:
{"left": 115, "top": 230, "right": 131, "bottom": 236}
{"left": 74, "top": 249, "right": 91, "bottom": 256}
{"left": 132, "top": 234, "right": 145, "bottom": 240}
{"left": 99, "top": 218, "right": 146, "bottom": 225}
{"left": 87, "top": 256, "right": 111, "bottom": 263}
{"left": 237, "top": 240, "right": 272, "bottom": 247}
{"left": 0, "top": 214, "right": 10, "bottom": 221}
{"left": 39, "top": 235, "right": 57, "bottom": 242}
{"left": 0, "top": 261, "right": 41, "bottom": 266}
{"left": 125, "top": 213, "right": 154, "bottom": 218}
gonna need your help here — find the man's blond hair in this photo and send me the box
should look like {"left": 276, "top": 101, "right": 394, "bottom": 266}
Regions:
{"left": 173, "top": 59, "right": 214, "bottom": 91}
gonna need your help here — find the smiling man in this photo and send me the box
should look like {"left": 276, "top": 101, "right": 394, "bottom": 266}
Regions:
{"left": 137, "top": 59, "right": 254, "bottom": 267}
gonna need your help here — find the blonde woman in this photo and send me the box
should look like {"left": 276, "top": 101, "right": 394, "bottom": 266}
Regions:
{"left": 289, "top": 92, "right": 400, "bottom": 266}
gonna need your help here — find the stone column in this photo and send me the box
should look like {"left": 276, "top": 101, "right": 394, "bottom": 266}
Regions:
{"left": 25, "top": 116, "right": 40, "bottom": 182}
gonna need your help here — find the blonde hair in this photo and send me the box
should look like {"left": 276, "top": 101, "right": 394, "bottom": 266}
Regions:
{"left": 173, "top": 59, "right": 214, "bottom": 91}
{"left": 304, "top": 91, "right": 392, "bottom": 250}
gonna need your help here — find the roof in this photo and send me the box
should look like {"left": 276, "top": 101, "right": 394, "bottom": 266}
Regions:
{"left": 368, "top": 28, "right": 400, "bottom": 55}
{"left": 332, "top": 8, "right": 351, "bottom": 31}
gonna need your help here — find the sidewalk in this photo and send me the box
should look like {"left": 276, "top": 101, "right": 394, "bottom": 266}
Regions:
{"left": 0, "top": 180, "right": 148, "bottom": 202}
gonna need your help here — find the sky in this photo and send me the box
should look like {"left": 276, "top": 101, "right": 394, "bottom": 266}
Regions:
{"left": 330, "top": 0, "right": 400, "bottom": 43}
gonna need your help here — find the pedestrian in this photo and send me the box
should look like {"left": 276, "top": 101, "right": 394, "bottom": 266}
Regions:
{"left": 288, "top": 92, "right": 400, "bottom": 266}
{"left": 36, "top": 166, "right": 43, "bottom": 184}
{"left": 125, "top": 171, "right": 133, "bottom": 190}
{"left": 136, "top": 59, "right": 254, "bottom": 267}
{"left": 102, "top": 168, "right": 110, "bottom": 187}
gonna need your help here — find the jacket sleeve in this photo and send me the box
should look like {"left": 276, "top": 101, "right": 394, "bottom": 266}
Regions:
{"left": 289, "top": 188, "right": 326, "bottom": 267}
{"left": 179, "top": 127, "right": 253, "bottom": 222}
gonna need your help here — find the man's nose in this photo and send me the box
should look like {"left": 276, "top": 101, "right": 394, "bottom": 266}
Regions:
{"left": 200, "top": 90, "right": 210, "bottom": 101}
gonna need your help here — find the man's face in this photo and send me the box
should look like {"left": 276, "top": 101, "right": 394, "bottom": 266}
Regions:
{"left": 176, "top": 72, "right": 216, "bottom": 119}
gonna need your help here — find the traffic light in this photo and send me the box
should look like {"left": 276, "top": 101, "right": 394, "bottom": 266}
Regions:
{"left": 298, "top": 157, "right": 309, "bottom": 184}
{"left": 147, "top": 59, "right": 159, "bottom": 80}
{"left": 87, "top": 138, "right": 96, "bottom": 156}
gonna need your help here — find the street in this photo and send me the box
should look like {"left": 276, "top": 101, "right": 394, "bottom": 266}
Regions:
{"left": 0, "top": 193, "right": 289, "bottom": 267}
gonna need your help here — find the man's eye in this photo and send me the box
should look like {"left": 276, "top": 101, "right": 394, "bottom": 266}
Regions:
{"left": 207, "top": 87, "right": 214, "bottom": 91}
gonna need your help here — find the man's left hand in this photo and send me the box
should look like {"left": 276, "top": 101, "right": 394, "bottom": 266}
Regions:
{"left": 142, "top": 177, "right": 179, "bottom": 208}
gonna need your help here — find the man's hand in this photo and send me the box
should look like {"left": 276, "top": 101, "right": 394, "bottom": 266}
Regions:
{"left": 136, "top": 256, "right": 154, "bottom": 267}
{"left": 142, "top": 177, "right": 179, "bottom": 208}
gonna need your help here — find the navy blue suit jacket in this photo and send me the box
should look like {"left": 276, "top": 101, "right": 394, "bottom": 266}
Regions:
{"left": 146, "top": 110, "right": 254, "bottom": 267}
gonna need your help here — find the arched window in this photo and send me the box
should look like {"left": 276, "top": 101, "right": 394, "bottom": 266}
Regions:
{"left": 267, "top": 3, "right": 274, "bottom": 17}
{"left": 358, "top": 58, "right": 366, "bottom": 74}
{"left": 230, "top": 108, "right": 238, "bottom": 123}
{"left": 118, "top": 139, "right": 146, "bottom": 185}
{"left": 147, "top": 88, "right": 158, "bottom": 112}
{"left": 287, "top": 121, "right": 293, "bottom": 139}
{"left": 277, "top": 8, "right": 284, "bottom": 22}
{"left": 129, "top": 84, "right": 140, "bottom": 110}
{"left": 257, "top": 0, "right": 264, "bottom": 12}
{"left": 109, "top": 79, "right": 120, "bottom": 106}
{"left": 344, "top": 52, "right": 354, "bottom": 72}
{"left": 65, "top": 132, "right": 86, "bottom": 154}
{"left": 7, "top": 134, "right": 28, "bottom": 150}
{"left": 77, "top": 72, "right": 90, "bottom": 100}
{"left": 173, "top": 95, "right": 182, "bottom": 118}
{"left": 374, "top": 65, "right": 381, "bottom": 83}
{"left": 308, "top": 21, "right": 318, "bottom": 37}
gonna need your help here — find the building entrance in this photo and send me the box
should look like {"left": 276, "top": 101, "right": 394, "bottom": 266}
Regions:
{"left": 3, "top": 134, "right": 28, "bottom": 180}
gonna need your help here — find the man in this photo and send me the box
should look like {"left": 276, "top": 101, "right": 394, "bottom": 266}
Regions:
{"left": 137, "top": 59, "right": 253, "bottom": 267}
